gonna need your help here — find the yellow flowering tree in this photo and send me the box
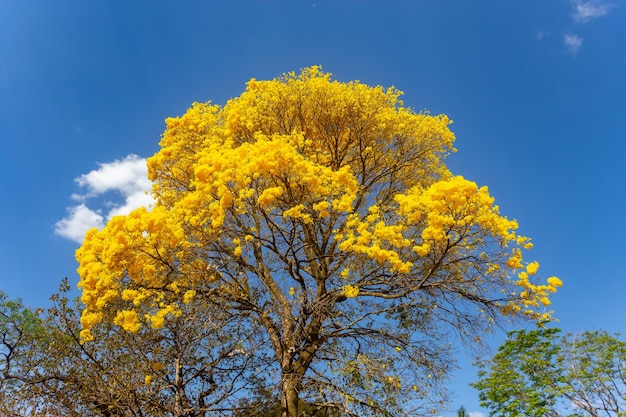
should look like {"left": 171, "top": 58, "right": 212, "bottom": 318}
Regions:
{"left": 76, "top": 67, "right": 561, "bottom": 417}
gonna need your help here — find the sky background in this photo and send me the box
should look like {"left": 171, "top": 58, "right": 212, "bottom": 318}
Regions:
{"left": 1, "top": 1, "right": 625, "bottom": 415}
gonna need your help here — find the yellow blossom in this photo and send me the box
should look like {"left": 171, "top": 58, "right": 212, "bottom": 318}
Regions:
{"left": 114, "top": 310, "right": 141, "bottom": 333}
{"left": 342, "top": 285, "right": 359, "bottom": 298}
{"left": 526, "top": 261, "right": 539, "bottom": 275}
{"left": 183, "top": 289, "right": 196, "bottom": 304}
{"left": 79, "top": 328, "right": 94, "bottom": 343}
{"left": 547, "top": 276, "right": 563, "bottom": 288}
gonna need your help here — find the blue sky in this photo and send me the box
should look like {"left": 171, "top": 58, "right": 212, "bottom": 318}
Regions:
{"left": 1, "top": 1, "right": 624, "bottom": 415}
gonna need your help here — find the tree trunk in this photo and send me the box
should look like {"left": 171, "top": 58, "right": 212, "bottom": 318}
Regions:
{"left": 281, "top": 373, "right": 300, "bottom": 417}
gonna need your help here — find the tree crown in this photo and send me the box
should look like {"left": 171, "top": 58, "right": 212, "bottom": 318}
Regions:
{"left": 75, "top": 66, "right": 561, "bottom": 416}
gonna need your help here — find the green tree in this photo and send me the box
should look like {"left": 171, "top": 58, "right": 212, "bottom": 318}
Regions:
{"left": 472, "top": 327, "right": 626, "bottom": 417}
{"left": 0, "top": 290, "right": 48, "bottom": 416}
{"left": 75, "top": 67, "right": 561, "bottom": 417}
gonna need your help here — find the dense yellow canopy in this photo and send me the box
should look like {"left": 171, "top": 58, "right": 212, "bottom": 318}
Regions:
{"left": 76, "top": 66, "right": 560, "bottom": 346}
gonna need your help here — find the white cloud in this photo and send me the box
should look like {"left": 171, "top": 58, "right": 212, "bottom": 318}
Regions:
{"left": 75, "top": 154, "right": 152, "bottom": 198}
{"left": 571, "top": 0, "right": 614, "bottom": 23}
{"left": 107, "top": 189, "right": 155, "bottom": 219}
{"left": 54, "top": 204, "right": 104, "bottom": 243}
{"left": 469, "top": 412, "right": 485, "bottom": 417}
{"left": 535, "top": 30, "right": 551, "bottom": 40}
{"left": 55, "top": 154, "right": 154, "bottom": 243}
{"left": 564, "top": 33, "right": 584, "bottom": 53}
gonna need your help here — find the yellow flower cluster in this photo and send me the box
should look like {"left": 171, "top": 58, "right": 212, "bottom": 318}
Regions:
{"left": 336, "top": 174, "right": 560, "bottom": 318}
{"left": 397, "top": 176, "right": 519, "bottom": 255}
{"left": 147, "top": 102, "right": 223, "bottom": 207}
{"left": 342, "top": 285, "right": 360, "bottom": 298}
{"left": 514, "top": 263, "right": 563, "bottom": 311}
{"left": 113, "top": 310, "right": 141, "bottom": 333}
{"left": 336, "top": 208, "right": 413, "bottom": 274}
{"left": 76, "top": 206, "right": 200, "bottom": 339}
{"left": 186, "top": 132, "right": 359, "bottom": 232}
{"left": 336, "top": 176, "right": 519, "bottom": 273}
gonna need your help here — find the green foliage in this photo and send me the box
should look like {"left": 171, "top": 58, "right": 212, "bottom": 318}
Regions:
{"left": 472, "top": 327, "right": 626, "bottom": 417}
{"left": 472, "top": 328, "right": 564, "bottom": 417}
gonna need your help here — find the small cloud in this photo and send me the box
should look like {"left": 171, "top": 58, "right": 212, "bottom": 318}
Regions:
{"left": 571, "top": 0, "right": 614, "bottom": 23}
{"left": 55, "top": 154, "right": 154, "bottom": 243}
{"left": 564, "top": 33, "right": 584, "bottom": 53}
{"left": 107, "top": 190, "right": 154, "bottom": 219}
{"left": 55, "top": 204, "right": 104, "bottom": 243}
{"left": 75, "top": 154, "right": 151, "bottom": 198}
{"left": 535, "top": 29, "right": 551, "bottom": 40}
{"left": 469, "top": 412, "right": 485, "bottom": 417}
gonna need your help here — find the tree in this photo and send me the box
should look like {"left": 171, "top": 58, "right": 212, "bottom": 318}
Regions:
{"left": 0, "top": 290, "right": 46, "bottom": 416}
{"left": 75, "top": 66, "right": 561, "bottom": 417}
{"left": 1, "top": 281, "right": 268, "bottom": 416}
{"left": 472, "top": 328, "right": 626, "bottom": 417}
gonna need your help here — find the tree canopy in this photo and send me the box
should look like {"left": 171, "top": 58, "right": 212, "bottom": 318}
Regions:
{"left": 1, "top": 281, "right": 271, "bottom": 417}
{"left": 75, "top": 66, "right": 561, "bottom": 417}
{"left": 472, "top": 327, "right": 626, "bottom": 417}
